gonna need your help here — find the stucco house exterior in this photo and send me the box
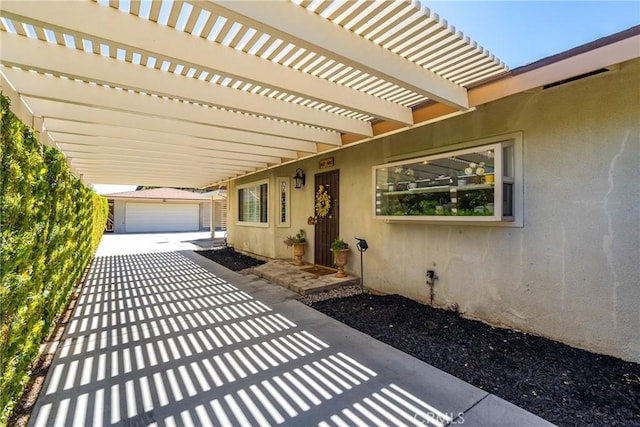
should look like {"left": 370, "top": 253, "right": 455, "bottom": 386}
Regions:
{"left": 105, "top": 187, "right": 211, "bottom": 233}
{"left": 1, "top": 0, "right": 637, "bottom": 364}
{"left": 225, "top": 29, "right": 640, "bottom": 363}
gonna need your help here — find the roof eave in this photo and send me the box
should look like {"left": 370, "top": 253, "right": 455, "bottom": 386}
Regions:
{"left": 299, "top": 25, "right": 640, "bottom": 171}
{"left": 466, "top": 25, "right": 640, "bottom": 107}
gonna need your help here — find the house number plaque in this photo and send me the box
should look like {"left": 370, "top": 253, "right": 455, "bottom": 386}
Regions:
{"left": 319, "top": 157, "right": 334, "bottom": 169}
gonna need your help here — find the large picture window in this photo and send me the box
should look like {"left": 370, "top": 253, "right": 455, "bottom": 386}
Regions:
{"left": 373, "top": 133, "right": 523, "bottom": 226}
{"left": 238, "top": 180, "right": 268, "bottom": 225}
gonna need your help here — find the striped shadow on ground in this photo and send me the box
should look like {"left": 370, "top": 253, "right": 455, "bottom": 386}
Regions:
{"left": 30, "top": 252, "right": 455, "bottom": 427}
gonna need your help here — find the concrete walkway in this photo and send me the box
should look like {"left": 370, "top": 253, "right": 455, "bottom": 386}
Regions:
{"left": 29, "top": 233, "right": 553, "bottom": 426}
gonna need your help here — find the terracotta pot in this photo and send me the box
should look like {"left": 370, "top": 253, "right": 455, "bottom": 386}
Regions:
{"left": 331, "top": 248, "right": 350, "bottom": 277}
{"left": 292, "top": 243, "right": 305, "bottom": 266}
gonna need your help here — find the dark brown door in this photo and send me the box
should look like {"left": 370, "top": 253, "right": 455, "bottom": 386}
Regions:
{"left": 314, "top": 170, "right": 339, "bottom": 266}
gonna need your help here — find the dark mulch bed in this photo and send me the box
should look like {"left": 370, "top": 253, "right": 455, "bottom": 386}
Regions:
{"left": 195, "top": 247, "right": 266, "bottom": 271}
{"left": 310, "top": 294, "right": 640, "bottom": 427}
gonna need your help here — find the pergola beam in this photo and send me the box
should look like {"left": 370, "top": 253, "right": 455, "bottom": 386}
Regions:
{"left": 54, "top": 145, "right": 273, "bottom": 168}
{"left": 23, "top": 97, "right": 318, "bottom": 154}
{"left": 72, "top": 162, "right": 238, "bottom": 176}
{"left": 0, "top": 1, "right": 405, "bottom": 128}
{"left": 0, "top": 32, "right": 372, "bottom": 136}
{"left": 1, "top": 67, "right": 341, "bottom": 145}
{"left": 50, "top": 134, "right": 283, "bottom": 165}
{"left": 207, "top": 0, "right": 469, "bottom": 110}
{"left": 59, "top": 148, "right": 267, "bottom": 170}
{"left": 0, "top": 71, "right": 41, "bottom": 132}
{"left": 81, "top": 174, "right": 219, "bottom": 188}
{"left": 43, "top": 118, "right": 298, "bottom": 159}
{"left": 0, "top": 0, "right": 515, "bottom": 189}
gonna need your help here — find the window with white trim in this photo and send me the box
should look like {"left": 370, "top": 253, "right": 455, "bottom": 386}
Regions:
{"left": 373, "top": 133, "right": 523, "bottom": 226}
{"left": 238, "top": 180, "right": 268, "bottom": 225}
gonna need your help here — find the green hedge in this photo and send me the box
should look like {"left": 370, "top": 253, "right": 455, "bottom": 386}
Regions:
{"left": 0, "top": 93, "right": 108, "bottom": 424}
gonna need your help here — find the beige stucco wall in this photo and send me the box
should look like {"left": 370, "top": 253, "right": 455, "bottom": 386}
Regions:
{"left": 228, "top": 58, "right": 640, "bottom": 362}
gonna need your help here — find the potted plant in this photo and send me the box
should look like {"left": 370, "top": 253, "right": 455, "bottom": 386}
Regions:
{"left": 330, "top": 237, "right": 350, "bottom": 277}
{"left": 284, "top": 229, "right": 307, "bottom": 266}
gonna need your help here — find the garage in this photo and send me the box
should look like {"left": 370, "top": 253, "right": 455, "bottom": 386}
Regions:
{"left": 103, "top": 187, "right": 211, "bottom": 233}
{"left": 125, "top": 202, "right": 199, "bottom": 233}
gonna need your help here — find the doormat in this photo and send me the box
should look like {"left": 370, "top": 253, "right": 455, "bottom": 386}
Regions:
{"left": 300, "top": 265, "right": 336, "bottom": 276}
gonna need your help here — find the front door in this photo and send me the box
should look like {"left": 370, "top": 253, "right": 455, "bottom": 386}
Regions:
{"left": 314, "top": 170, "right": 339, "bottom": 267}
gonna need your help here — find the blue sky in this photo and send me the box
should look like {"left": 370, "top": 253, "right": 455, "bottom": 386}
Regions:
{"left": 427, "top": 1, "right": 639, "bottom": 68}
{"left": 92, "top": 0, "right": 639, "bottom": 194}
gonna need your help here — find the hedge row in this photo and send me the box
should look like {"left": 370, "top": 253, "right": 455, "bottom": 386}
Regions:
{"left": 0, "top": 93, "right": 108, "bottom": 424}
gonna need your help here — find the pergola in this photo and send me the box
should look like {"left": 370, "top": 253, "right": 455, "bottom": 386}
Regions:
{"left": 0, "top": 0, "right": 510, "bottom": 188}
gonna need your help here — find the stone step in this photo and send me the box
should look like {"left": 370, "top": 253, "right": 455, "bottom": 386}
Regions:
{"left": 250, "top": 259, "right": 360, "bottom": 295}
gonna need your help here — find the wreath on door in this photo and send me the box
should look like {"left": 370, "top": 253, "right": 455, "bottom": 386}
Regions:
{"left": 315, "top": 185, "right": 331, "bottom": 217}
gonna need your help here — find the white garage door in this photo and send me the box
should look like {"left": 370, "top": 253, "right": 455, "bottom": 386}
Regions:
{"left": 125, "top": 203, "right": 199, "bottom": 233}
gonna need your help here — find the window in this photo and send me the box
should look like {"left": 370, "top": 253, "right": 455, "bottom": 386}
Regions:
{"left": 276, "top": 177, "right": 290, "bottom": 227}
{"left": 373, "top": 134, "right": 522, "bottom": 226}
{"left": 238, "top": 180, "right": 268, "bottom": 225}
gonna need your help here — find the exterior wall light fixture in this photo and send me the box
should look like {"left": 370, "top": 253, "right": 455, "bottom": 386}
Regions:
{"left": 293, "top": 168, "right": 306, "bottom": 188}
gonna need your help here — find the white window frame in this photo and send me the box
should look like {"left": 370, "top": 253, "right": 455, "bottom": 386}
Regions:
{"left": 237, "top": 179, "right": 269, "bottom": 228}
{"left": 374, "top": 132, "right": 523, "bottom": 227}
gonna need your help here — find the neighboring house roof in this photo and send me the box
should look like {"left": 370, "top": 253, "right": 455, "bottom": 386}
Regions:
{"left": 201, "top": 190, "right": 227, "bottom": 201}
{"left": 104, "top": 187, "right": 209, "bottom": 201}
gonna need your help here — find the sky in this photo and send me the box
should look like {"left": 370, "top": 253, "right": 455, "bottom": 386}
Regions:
{"left": 93, "top": 184, "right": 139, "bottom": 195}
{"left": 427, "top": 1, "right": 639, "bottom": 69}
{"left": 91, "top": 0, "right": 639, "bottom": 195}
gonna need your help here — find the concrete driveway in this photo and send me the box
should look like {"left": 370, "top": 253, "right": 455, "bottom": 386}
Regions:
{"left": 95, "top": 231, "right": 226, "bottom": 256}
{"left": 29, "top": 233, "right": 552, "bottom": 426}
